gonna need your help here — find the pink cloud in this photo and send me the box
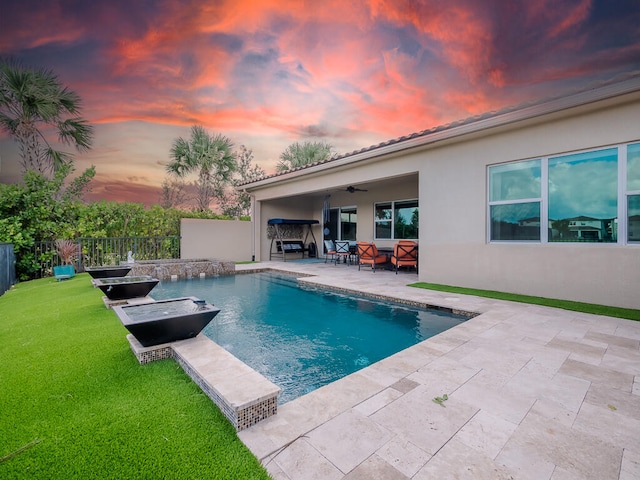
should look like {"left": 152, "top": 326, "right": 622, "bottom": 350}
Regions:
{"left": 1, "top": 0, "right": 637, "bottom": 205}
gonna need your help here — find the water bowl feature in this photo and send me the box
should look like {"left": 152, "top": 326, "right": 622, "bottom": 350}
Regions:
{"left": 94, "top": 275, "right": 159, "bottom": 300}
{"left": 113, "top": 296, "right": 221, "bottom": 347}
{"left": 85, "top": 265, "right": 133, "bottom": 279}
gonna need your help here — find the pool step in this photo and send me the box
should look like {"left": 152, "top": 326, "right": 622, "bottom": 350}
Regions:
{"left": 126, "top": 333, "right": 280, "bottom": 430}
{"left": 172, "top": 335, "right": 281, "bottom": 430}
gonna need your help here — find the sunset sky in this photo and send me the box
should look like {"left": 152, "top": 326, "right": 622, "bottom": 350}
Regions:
{"left": 1, "top": 0, "right": 639, "bottom": 206}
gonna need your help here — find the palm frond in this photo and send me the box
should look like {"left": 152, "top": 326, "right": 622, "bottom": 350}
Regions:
{"left": 47, "top": 148, "right": 73, "bottom": 173}
{"left": 57, "top": 118, "right": 94, "bottom": 150}
{"left": 0, "top": 59, "right": 93, "bottom": 174}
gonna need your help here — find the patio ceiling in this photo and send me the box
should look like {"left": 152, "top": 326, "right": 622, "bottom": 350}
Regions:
{"left": 256, "top": 173, "right": 418, "bottom": 202}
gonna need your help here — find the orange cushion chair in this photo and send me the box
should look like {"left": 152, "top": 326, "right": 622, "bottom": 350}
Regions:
{"left": 390, "top": 241, "right": 418, "bottom": 274}
{"left": 356, "top": 242, "right": 388, "bottom": 272}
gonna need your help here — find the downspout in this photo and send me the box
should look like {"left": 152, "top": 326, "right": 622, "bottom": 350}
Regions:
{"left": 248, "top": 191, "right": 256, "bottom": 261}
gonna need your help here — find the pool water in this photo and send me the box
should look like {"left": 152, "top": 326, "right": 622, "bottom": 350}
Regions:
{"left": 150, "top": 272, "right": 468, "bottom": 403}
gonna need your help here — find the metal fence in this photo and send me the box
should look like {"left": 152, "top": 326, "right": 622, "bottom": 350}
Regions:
{"left": 0, "top": 243, "right": 16, "bottom": 296}
{"left": 34, "top": 236, "right": 181, "bottom": 277}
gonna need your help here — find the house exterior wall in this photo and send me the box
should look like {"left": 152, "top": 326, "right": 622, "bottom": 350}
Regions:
{"left": 420, "top": 96, "right": 640, "bottom": 309}
{"left": 247, "top": 87, "right": 640, "bottom": 309}
{"left": 180, "top": 218, "right": 252, "bottom": 262}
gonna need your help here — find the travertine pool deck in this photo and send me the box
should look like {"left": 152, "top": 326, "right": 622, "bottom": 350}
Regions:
{"left": 235, "top": 261, "right": 640, "bottom": 480}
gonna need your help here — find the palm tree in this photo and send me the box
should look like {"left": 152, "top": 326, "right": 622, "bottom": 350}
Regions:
{"left": 0, "top": 60, "right": 94, "bottom": 175}
{"left": 166, "top": 125, "right": 236, "bottom": 211}
{"left": 276, "top": 141, "right": 333, "bottom": 172}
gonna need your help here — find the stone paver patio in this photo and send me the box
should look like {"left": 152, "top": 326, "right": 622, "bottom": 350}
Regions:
{"left": 234, "top": 261, "right": 640, "bottom": 480}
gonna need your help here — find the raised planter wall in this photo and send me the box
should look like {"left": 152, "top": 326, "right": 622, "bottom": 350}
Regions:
{"left": 125, "top": 259, "right": 235, "bottom": 280}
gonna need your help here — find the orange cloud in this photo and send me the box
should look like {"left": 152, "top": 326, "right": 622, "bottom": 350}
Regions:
{"left": 2, "top": 0, "right": 636, "bottom": 206}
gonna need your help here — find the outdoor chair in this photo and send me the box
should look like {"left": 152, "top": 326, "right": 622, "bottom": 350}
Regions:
{"left": 324, "top": 240, "right": 337, "bottom": 263}
{"left": 334, "top": 241, "right": 351, "bottom": 265}
{"left": 356, "top": 242, "right": 387, "bottom": 272}
{"left": 390, "top": 241, "right": 418, "bottom": 274}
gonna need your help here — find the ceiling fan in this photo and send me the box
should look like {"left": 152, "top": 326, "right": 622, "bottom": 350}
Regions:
{"left": 346, "top": 185, "right": 368, "bottom": 193}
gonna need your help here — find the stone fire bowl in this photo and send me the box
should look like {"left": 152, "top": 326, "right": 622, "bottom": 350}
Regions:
{"left": 112, "top": 296, "right": 220, "bottom": 347}
{"left": 85, "top": 265, "right": 133, "bottom": 279}
{"left": 94, "top": 275, "right": 159, "bottom": 300}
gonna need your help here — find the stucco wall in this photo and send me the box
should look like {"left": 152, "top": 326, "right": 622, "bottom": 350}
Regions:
{"left": 247, "top": 90, "right": 640, "bottom": 309}
{"left": 180, "top": 218, "right": 252, "bottom": 262}
{"left": 419, "top": 96, "right": 640, "bottom": 309}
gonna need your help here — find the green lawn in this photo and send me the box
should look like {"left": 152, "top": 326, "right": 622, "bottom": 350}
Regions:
{"left": 0, "top": 275, "right": 271, "bottom": 479}
{"left": 409, "top": 282, "right": 640, "bottom": 321}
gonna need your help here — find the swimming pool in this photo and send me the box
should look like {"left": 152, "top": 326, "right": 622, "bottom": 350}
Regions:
{"left": 150, "top": 272, "right": 468, "bottom": 403}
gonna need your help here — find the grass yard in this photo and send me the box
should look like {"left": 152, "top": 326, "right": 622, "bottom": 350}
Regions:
{"left": 410, "top": 282, "right": 640, "bottom": 321}
{"left": 0, "top": 275, "right": 271, "bottom": 479}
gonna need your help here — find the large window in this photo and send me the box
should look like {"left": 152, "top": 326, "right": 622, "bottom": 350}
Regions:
{"left": 375, "top": 199, "right": 418, "bottom": 239}
{"left": 548, "top": 148, "right": 618, "bottom": 242}
{"left": 628, "top": 143, "right": 640, "bottom": 243}
{"left": 489, "top": 160, "right": 541, "bottom": 241}
{"left": 489, "top": 143, "right": 640, "bottom": 244}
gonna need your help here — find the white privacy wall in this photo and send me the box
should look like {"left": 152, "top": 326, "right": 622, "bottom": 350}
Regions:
{"left": 180, "top": 218, "right": 253, "bottom": 262}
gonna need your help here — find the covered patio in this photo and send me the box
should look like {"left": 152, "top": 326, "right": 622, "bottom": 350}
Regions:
{"left": 235, "top": 261, "right": 640, "bottom": 480}
{"left": 251, "top": 172, "right": 419, "bottom": 261}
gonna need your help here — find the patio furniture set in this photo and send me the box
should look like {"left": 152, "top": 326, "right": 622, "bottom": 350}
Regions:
{"left": 323, "top": 240, "right": 418, "bottom": 274}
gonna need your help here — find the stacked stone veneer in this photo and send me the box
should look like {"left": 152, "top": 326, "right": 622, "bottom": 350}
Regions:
{"left": 126, "top": 259, "right": 235, "bottom": 280}
{"left": 125, "top": 333, "right": 280, "bottom": 431}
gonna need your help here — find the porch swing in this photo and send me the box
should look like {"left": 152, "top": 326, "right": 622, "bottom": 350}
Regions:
{"left": 267, "top": 218, "right": 319, "bottom": 261}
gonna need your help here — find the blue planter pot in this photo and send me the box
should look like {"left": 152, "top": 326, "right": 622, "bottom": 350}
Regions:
{"left": 53, "top": 264, "right": 75, "bottom": 281}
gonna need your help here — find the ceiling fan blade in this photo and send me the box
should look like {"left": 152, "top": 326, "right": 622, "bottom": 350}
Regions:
{"left": 346, "top": 186, "right": 368, "bottom": 193}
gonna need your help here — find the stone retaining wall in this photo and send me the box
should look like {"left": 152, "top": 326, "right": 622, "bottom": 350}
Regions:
{"left": 126, "top": 259, "right": 235, "bottom": 280}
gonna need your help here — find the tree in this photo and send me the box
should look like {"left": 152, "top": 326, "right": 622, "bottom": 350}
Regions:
{"left": 219, "top": 145, "right": 265, "bottom": 218}
{"left": 276, "top": 141, "right": 333, "bottom": 172}
{"left": 0, "top": 166, "right": 92, "bottom": 279}
{"left": 0, "top": 60, "right": 94, "bottom": 175}
{"left": 159, "top": 177, "right": 188, "bottom": 209}
{"left": 166, "top": 125, "right": 236, "bottom": 212}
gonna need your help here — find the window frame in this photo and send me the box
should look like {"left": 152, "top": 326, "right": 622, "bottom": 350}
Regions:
{"left": 487, "top": 158, "right": 543, "bottom": 243}
{"left": 374, "top": 198, "right": 419, "bottom": 240}
{"left": 488, "top": 142, "right": 640, "bottom": 245}
{"left": 339, "top": 206, "right": 357, "bottom": 241}
{"left": 626, "top": 143, "right": 640, "bottom": 243}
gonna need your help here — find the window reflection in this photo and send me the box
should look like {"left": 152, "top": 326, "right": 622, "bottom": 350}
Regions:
{"left": 375, "top": 221, "right": 392, "bottom": 239}
{"left": 548, "top": 148, "right": 618, "bottom": 242}
{"left": 340, "top": 207, "right": 357, "bottom": 241}
{"left": 375, "top": 203, "right": 392, "bottom": 220}
{"left": 489, "top": 160, "right": 541, "bottom": 241}
{"left": 491, "top": 203, "right": 541, "bottom": 241}
{"left": 629, "top": 195, "right": 640, "bottom": 243}
{"left": 394, "top": 200, "right": 418, "bottom": 239}
{"left": 628, "top": 144, "right": 640, "bottom": 243}
{"left": 490, "top": 159, "right": 541, "bottom": 201}
{"left": 375, "top": 203, "right": 393, "bottom": 239}
{"left": 628, "top": 143, "right": 640, "bottom": 191}
{"left": 375, "top": 200, "right": 418, "bottom": 239}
